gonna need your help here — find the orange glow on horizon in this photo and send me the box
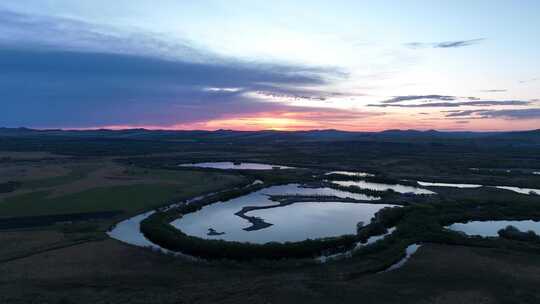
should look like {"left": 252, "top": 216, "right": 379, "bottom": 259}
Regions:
{"left": 72, "top": 110, "right": 539, "bottom": 132}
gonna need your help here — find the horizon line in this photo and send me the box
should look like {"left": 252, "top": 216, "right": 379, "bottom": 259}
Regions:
{"left": 2, "top": 126, "right": 539, "bottom": 133}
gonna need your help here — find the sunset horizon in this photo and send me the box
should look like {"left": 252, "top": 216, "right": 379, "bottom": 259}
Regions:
{"left": 2, "top": 2, "right": 540, "bottom": 302}
{"left": 1, "top": 1, "right": 539, "bottom": 131}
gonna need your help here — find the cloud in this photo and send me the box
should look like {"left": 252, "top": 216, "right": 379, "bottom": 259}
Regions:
{"left": 444, "top": 108, "right": 540, "bottom": 119}
{"left": 435, "top": 39, "right": 484, "bottom": 48}
{"left": 405, "top": 38, "right": 484, "bottom": 49}
{"left": 0, "top": 10, "right": 347, "bottom": 128}
{"left": 481, "top": 89, "right": 507, "bottom": 93}
{"left": 444, "top": 110, "right": 482, "bottom": 117}
{"left": 380, "top": 95, "right": 456, "bottom": 104}
{"left": 519, "top": 78, "right": 538, "bottom": 84}
{"left": 0, "top": 9, "right": 209, "bottom": 62}
{"left": 369, "top": 100, "right": 531, "bottom": 108}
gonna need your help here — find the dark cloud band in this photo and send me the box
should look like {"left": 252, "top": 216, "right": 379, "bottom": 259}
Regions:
{"left": 405, "top": 38, "right": 484, "bottom": 49}
{"left": 369, "top": 100, "right": 530, "bottom": 108}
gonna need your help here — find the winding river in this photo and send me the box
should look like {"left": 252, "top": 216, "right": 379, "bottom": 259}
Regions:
{"left": 108, "top": 164, "right": 537, "bottom": 266}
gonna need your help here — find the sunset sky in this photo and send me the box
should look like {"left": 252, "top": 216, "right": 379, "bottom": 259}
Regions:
{"left": 1, "top": 1, "right": 539, "bottom": 131}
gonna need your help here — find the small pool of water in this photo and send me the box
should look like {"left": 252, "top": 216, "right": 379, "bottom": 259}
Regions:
{"left": 447, "top": 220, "right": 540, "bottom": 237}
{"left": 178, "top": 162, "right": 294, "bottom": 170}
{"left": 331, "top": 180, "right": 435, "bottom": 195}
{"left": 382, "top": 244, "right": 422, "bottom": 272}
{"left": 317, "top": 227, "right": 396, "bottom": 263}
{"left": 494, "top": 186, "right": 540, "bottom": 196}
{"left": 171, "top": 184, "right": 389, "bottom": 244}
{"left": 325, "top": 171, "right": 374, "bottom": 177}
{"left": 417, "top": 181, "right": 482, "bottom": 188}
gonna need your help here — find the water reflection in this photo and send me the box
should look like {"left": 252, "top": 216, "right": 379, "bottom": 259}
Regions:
{"left": 317, "top": 227, "right": 396, "bottom": 263}
{"left": 382, "top": 244, "right": 421, "bottom": 272}
{"left": 107, "top": 211, "right": 155, "bottom": 247}
{"left": 179, "top": 162, "right": 294, "bottom": 170}
{"left": 325, "top": 171, "right": 374, "bottom": 177}
{"left": 494, "top": 186, "right": 540, "bottom": 195}
{"left": 331, "top": 180, "right": 435, "bottom": 195}
{"left": 171, "top": 184, "right": 389, "bottom": 244}
{"left": 447, "top": 220, "right": 540, "bottom": 237}
{"left": 417, "top": 181, "right": 482, "bottom": 188}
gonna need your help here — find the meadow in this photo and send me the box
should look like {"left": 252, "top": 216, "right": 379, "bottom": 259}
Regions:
{"left": 1, "top": 128, "right": 540, "bottom": 303}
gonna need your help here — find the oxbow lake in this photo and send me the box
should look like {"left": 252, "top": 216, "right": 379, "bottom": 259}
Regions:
{"left": 170, "top": 184, "right": 395, "bottom": 244}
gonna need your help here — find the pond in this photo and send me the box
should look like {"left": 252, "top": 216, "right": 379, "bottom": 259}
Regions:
{"left": 330, "top": 180, "right": 435, "bottom": 195}
{"left": 382, "top": 244, "right": 422, "bottom": 272}
{"left": 417, "top": 181, "right": 482, "bottom": 188}
{"left": 170, "top": 184, "right": 392, "bottom": 244}
{"left": 494, "top": 186, "right": 540, "bottom": 196}
{"left": 447, "top": 220, "right": 540, "bottom": 237}
{"left": 178, "top": 162, "right": 294, "bottom": 170}
{"left": 416, "top": 181, "right": 540, "bottom": 195}
{"left": 325, "top": 171, "right": 374, "bottom": 177}
{"left": 317, "top": 227, "right": 396, "bottom": 263}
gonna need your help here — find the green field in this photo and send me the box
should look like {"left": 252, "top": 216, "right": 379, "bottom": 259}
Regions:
{"left": 0, "top": 163, "right": 246, "bottom": 217}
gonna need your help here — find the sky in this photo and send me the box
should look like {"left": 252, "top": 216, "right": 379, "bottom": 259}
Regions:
{"left": 1, "top": 0, "right": 539, "bottom": 131}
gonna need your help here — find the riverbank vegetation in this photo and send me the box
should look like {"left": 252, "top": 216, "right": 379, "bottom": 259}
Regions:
{"left": 141, "top": 183, "right": 407, "bottom": 260}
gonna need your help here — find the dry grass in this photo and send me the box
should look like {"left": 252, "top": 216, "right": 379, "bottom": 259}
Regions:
{"left": 46, "top": 162, "right": 166, "bottom": 197}
{"left": 0, "top": 230, "right": 67, "bottom": 260}
{"left": 0, "top": 164, "right": 70, "bottom": 183}
{"left": 0, "top": 151, "right": 68, "bottom": 160}
{"left": 1, "top": 240, "right": 540, "bottom": 304}
{"left": 1, "top": 159, "right": 231, "bottom": 201}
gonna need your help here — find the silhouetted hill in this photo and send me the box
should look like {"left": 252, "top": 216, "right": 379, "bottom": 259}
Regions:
{"left": 1, "top": 127, "right": 538, "bottom": 141}
{"left": 1, "top": 127, "right": 539, "bottom": 157}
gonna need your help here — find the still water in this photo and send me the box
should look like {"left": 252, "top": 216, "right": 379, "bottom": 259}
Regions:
{"left": 325, "top": 171, "right": 374, "bottom": 177}
{"left": 179, "top": 162, "right": 294, "bottom": 170}
{"left": 331, "top": 180, "right": 435, "bottom": 195}
{"left": 382, "top": 244, "right": 422, "bottom": 272}
{"left": 171, "top": 184, "right": 393, "bottom": 244}
{"left": 494, "top": 186, "right": 540, "bottom": 195}
{"left": 447, "top": 220, "right": 540, "bottom": 237}
{"left": 417, "top": 181, "right": 482, "bottom": 188}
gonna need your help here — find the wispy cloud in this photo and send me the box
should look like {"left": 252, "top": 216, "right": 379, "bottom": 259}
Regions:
{"left": 444, "top": 110, "right": 483, "bottom": 117}
{"left": 445, "top": 108, "right": 540, "bottom": 119}
{"left": 405, "top": 38, "right": 484, "bottom": 49}
{"left": 481, "top": 89, "right": 507, "bottom": 93}
{"left": 380, "top": 95, "right": 455, "bottom": 104}
{"left": 369, "top": 100, "right": 530, "bottom": 108}
{"left": 435, "top": 39, "right": 484, "bottom": 48}
{"left": 519, "top": 78, "right": 538, "bottom": 84}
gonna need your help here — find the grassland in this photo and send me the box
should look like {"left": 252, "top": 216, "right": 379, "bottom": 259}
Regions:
{"left": 0, "top": 159, "right": 246, "bottom": 217}
{"left": 0, "top": 152, "right": 248, "bottom": 275}
{"left": 1, "top": 129, "right": 540, "bottom": 303}
{"left": 1, "top": 239, "right": 540, "bottom": 303}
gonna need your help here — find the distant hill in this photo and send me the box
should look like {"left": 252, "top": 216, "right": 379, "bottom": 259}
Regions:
{"left": 1, "top": 127, "right": 539, "bottom": 144}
